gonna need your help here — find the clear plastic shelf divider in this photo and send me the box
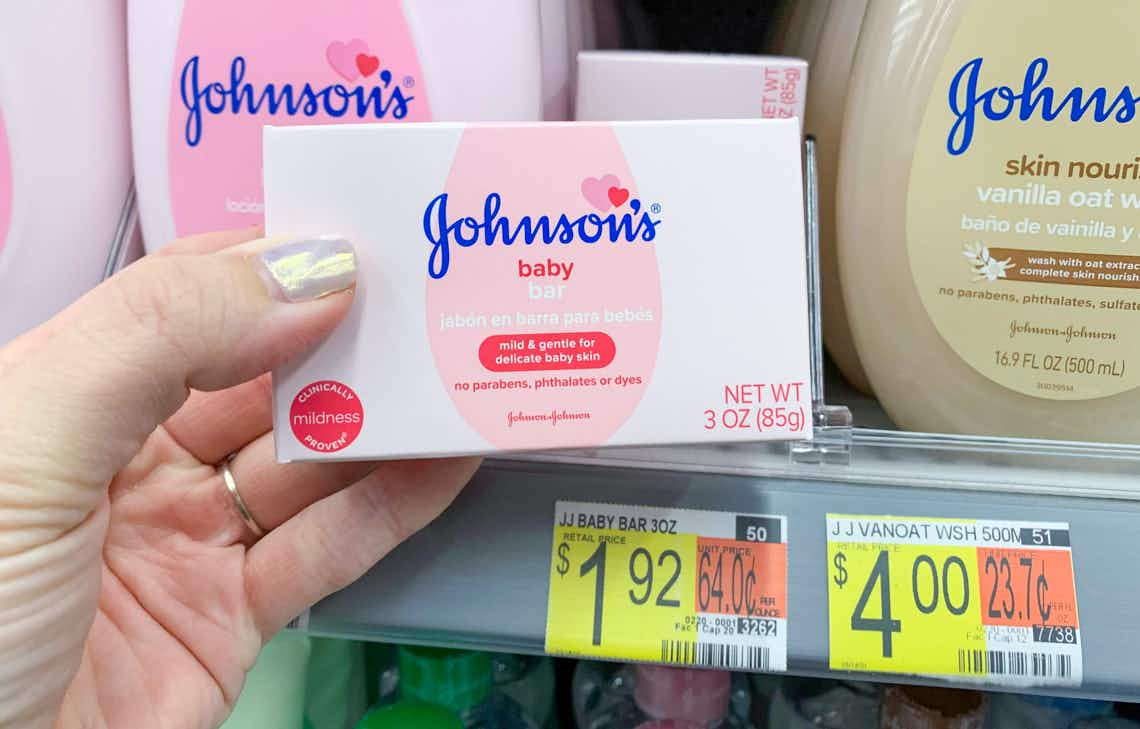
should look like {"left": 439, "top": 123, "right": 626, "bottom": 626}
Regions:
{"left": 791, "top": 135, "right": 853, "bottom": 465}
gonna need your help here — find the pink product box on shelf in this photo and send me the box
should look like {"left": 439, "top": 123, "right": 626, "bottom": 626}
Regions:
{"left": 575, "top": 51, "right": 808, "bottom": 123}
{"left": 265, "top": 119, "right": 811, "bottom": 462}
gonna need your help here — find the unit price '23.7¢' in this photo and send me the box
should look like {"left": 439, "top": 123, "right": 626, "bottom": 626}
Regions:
{"left": 826, "top": 515, "right": 1081, "bottom": 688}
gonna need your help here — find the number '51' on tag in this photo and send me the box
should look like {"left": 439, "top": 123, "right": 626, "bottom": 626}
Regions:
{"left": 826, "top": 515, "right": 1081, "bottom": 688}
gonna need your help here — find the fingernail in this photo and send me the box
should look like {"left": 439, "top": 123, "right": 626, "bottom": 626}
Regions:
{"left": 256, "top": 236, "right": 357, "bottom": 302}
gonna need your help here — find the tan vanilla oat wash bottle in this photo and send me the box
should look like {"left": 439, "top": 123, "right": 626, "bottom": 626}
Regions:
{"left": 837, "top": 0, "right": 1140, "bottom": 443}
{"left": 806, "top": 0, "right": 872, "bottom": 394}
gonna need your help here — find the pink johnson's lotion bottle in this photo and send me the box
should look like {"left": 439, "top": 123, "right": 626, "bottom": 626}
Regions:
{"left": 129, "top": 0, "right": 546, "bottom": 251}
{"left": 573, "top": 663, "right": 754, "bottom": 729}
{"left": 0, "top": 1, "right": 132, "bottom": 343}
{"left": 540, "top": 0, "right": 575, "bottom": 120}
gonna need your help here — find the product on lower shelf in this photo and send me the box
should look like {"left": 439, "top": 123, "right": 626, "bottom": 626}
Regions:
{"left": 355, "top": 700, "right": 464, "bottom": 729}
{"left": 221, "top": 632, "right": 312, "bottom": 729}
{"left": 396, "top": 646, "right": 538, "bottom": 729}
{"left": 227, "top": 637, "right": 1140, "bottom": 729}
{"left": 987, "top": 692, "right": 1112, "bottom": 728}
{"left": 0, "top": 0, "right": 133, "bottom": 345}
{"left": 837, "top": 0, "right": 1140, "bottom": 442}
{"left": 1118, "top": 703, "right": 1140, "bottom": 722}
{"left": 305, "top": 637, "right": 368, "bottom": 729}
{"left": 494, "top": 654, "right": 558, "bottom": 729}
{"left": 767, "top": 677, "right": 880, "bottom": 728}
{"left": 572, "top": 662, "right": 753, "bottom": 729}
{"left": 1072, "top": 720, "right": 1140, "bottom": 729}
{"left": 364, "top": 642, "right": 401, "bottom": 708}
{"left": 880, "top": 685, "right": 987, "bottom": 729}
{"left": 747, "top": 674, "right": 782, "bottom": 728}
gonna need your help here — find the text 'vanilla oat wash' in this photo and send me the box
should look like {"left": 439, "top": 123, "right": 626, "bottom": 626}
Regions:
{"left": 837, "top": 0, "right": 1140, "bottom": 442}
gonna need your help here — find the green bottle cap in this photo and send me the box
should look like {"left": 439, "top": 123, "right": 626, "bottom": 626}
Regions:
{"left": 397, "top": 646, "right": 493, "bottom": 714}
{"left": 355, "top": 701, "right": 463, "bottom": 729}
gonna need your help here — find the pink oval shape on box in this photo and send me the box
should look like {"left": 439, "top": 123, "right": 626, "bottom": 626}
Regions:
{"left": 425, "top": 125, "right": 662, "bottom": 450}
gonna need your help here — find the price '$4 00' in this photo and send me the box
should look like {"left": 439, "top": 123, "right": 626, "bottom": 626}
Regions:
{"left": 826, "top": 515, "right": 1082, "bottom": 688}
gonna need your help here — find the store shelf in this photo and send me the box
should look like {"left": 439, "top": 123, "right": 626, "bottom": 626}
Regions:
{"left": 292, "top": 110, "right": 1140, "bottom": 702}
{"left": 297, "top": 132, "right": 1140, "bottom": 699}
{"left": 306, "top": 437, "right": 1140, "bottom": 702}
{"left": 516, "top": 427, "right": 1140, "bottom": 500}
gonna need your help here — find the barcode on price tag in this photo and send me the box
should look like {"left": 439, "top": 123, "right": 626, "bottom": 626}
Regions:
{"left": 826, "top": 515, "right": 1082, "bottom": 688}
{"left": 957, "top": 649, "right": 1073, "bottom": 679}
{"left": 661, "top": 641, "right": 774, "bottom": 671}
{"left": 545, "top": 502, "right": 788, "bottom": 672}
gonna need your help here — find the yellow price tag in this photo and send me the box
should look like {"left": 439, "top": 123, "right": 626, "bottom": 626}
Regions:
{"left": 826, "top": 515, "right": 1082, "bottom": 687}
{"left": 546, "top": 502, "right": 789, "bottom": 671}
{"left": 547, "top": 525, "right": 695, "bottom": 662}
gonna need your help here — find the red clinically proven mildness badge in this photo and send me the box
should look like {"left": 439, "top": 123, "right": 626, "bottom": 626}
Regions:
{"left": 287, "top": 380, "right": 364, "bottom": 454}
{"left": 546, "top": 501, "right": 788, "bottom": 672}
{"left": 826, "top": 515, "right": 1081, "bottom": 688}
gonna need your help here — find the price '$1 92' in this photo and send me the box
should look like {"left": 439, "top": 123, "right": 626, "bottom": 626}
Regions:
{"left": 826, "top": 515, "right": 1082, "bottom": 688}
{"left": 546, "top": 502, "right": 788, "bottom": 673}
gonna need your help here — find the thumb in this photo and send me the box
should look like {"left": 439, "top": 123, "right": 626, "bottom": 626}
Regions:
{"left": 0, "top": 234, "right": 356, "bottom": 493}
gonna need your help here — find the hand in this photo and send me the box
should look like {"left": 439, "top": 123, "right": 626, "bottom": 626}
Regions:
{"left": 0, "top": 228, "right": 480, "bottom": 729}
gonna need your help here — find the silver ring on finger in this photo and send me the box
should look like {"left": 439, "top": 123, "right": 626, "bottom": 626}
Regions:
{"left": 220, "top": 456, "right": 266, "bottom": 539}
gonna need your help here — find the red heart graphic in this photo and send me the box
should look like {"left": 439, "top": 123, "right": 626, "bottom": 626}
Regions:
{"left": 355, "top": 53, "right": 380, "bottom": 77}
{"left": 608, "top": 186, "right": 630, "bottom": 207}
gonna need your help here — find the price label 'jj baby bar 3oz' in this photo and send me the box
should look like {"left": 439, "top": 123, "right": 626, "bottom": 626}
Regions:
{"left": 546, "top": 501, "right": 788, "bottom": 672}
{"left": 826, "top": 514, "right": 1081, "bottom": 688}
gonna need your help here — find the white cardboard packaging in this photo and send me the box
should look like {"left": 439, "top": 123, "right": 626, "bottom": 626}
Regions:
{"left": 265, "top": 120, "right": 811, "bottom": 462}
{"left": 575, "top": 51, "right": 808, "bottom": 123}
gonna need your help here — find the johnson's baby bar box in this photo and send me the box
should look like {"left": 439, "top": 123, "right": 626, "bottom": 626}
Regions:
{"left": 265, "top": 120, "right": 812, "bottom": 461}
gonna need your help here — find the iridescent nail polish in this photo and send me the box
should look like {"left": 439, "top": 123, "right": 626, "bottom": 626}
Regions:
{"left": 256, "top": 236, "right": 357, "bottom": 302}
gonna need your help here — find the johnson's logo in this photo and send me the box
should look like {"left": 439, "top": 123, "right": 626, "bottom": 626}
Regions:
{"left": 180, "top": 38, "right": 414, "bottom": 147}
{"left": 947, "top": 56, "right": 1140, "bottom": 156}
{"left": 425, "top": 174, "right": 663, "bottom": 279}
